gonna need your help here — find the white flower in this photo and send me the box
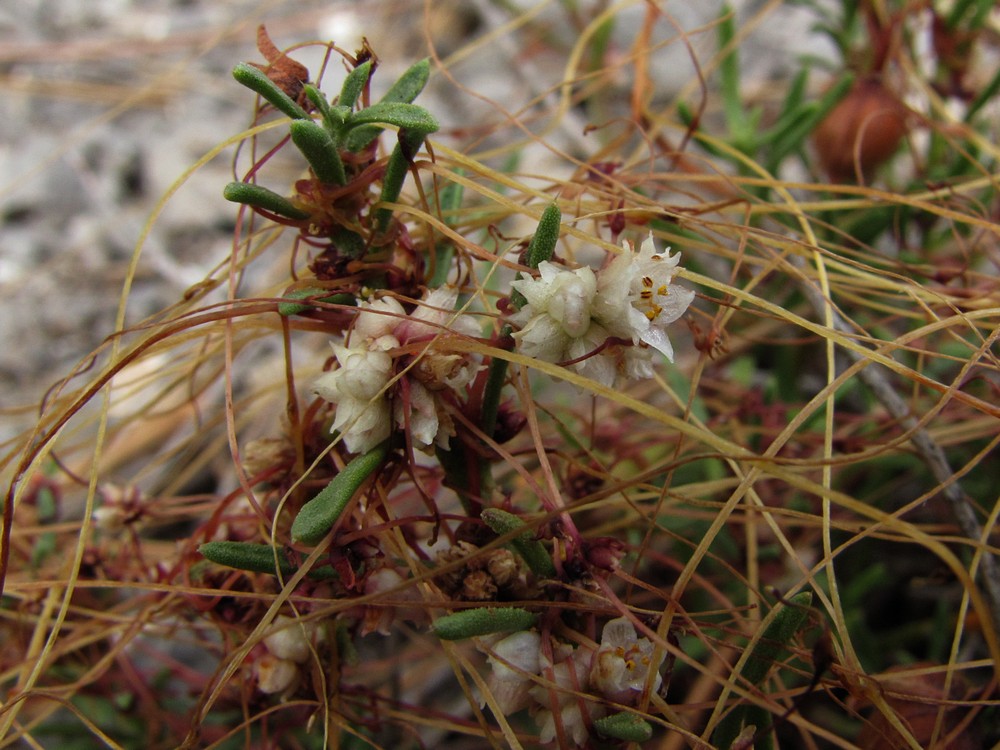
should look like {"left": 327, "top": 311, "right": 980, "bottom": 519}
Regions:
{"left": 594, "top": 233, "right": 695, "bottom": 362}
{"left": 313, "top": 342, "right": 393, "bottom": 454}
{"left": 511, "top": 263, "right": 597, "bottom": 358}
{"left": 530, "top": 644, "right": 599, "bottom": 747}
{"left": 352, "top": 296, "right": 406, "bottom": 349}
{"left": 395, "top": 379, "right": 443, "bottom": 448}
{"left": 481, "top": 630, "right": 542, "bottom": 714}
{"left": 511, "top": 263, "right": 615, "bottom": 386}
{"left": 263, "top": 615, "right": 318, "bottom": 664}
{"left": 397, "top": 287, "right": 482, "bottom": 343}
{"left": 589, "top": 617, "right": 664, "bottom": 704}
{"left": 253, "top": 651, "right": 298, "bottom": 694}
{"left": 509, "top": 233, "right": 694, "bottom": 385}
{"left": 314, "top": 289, "right": 481, "bottom": 453}
{"left": 536, "top": 700, "right": 594, "bottom": 746}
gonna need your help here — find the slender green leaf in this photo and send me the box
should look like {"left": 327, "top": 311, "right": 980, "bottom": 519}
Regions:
{"left": 593, "top": 711, "right": 654, "bottom": 742}
{"left": 199, "top": 541, "right": 338, "bottom": 580}
{"left": 339, "top": 60, "right": 373, "bottom": 110}
{"left": 289, "top": 120, "right": 347, "bottom": 185}
{"left": 717, "top": 6, "right": 748, "bottom": 146}
{"left": 432, "top": 607, "right": 538, "bottom": 640}
{"left": 223, "top": 182, "right": 310, "bottom": 220}
{"left": 374, "top": 129, "right": 428, "bottom": 231}
{"left": 304, "top": 84, "right": 348, "bottom": 135}
{"left": 764, "top": 73, "right": 854, "bottom": 171}
{"left": 199, "top": 541, "right": 297, "bottom": 576}
{"left": 712, "top": 591, "right": 812, "bottom": 750}
{"left": 291, "top": 442, "right": 390, "bottom": 545}
{"left": 479, "top": 326, "right": 511, "bottom": 442}
{"left": 347, "top": 102, "right": 439, "bottom": 134}
{"left": 525, "top": 203, "right": 561, "bottom": 268}
{"left": 232, "top": 62, "right": 309, "bottom": 120}
{"left": 381, "top": 58, "right": 431, "bottom": 104}
{"left": 481, "top": 508, "right": 556, "bottom": 577}
{"left": 277, "top": 289, "right": 356, "bottom": 316}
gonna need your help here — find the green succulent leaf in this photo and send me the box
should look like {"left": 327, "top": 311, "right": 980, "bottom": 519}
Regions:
{"left": 593, "top": 711, "right": 654, "bottom": 742}
{"left": 344, "top": 59, "right": 433, "bottom": 152}
{"left": 481, "top": 508, "right": 556, "bottom": 577}
{"left": 338, "top": 60, "right": 373, "bottom": 110}
{"left": 291, "top": 442, "right": 390, "bottom": 545}
{"left": 232, "top": 62, "right": 310, "bottom": 120}
{"left": 374, "top": 129, "right": 429, "bottom": 232}
{"left": 525, "top": 203, "right": 561, "bottom": 269}
{"left": 303, "top": 84, "right": 347, "bottom": 134}
{"left": 223, "top": 182, "right": 310, "bottom": 220}
{"left": 289, "top": 119, "right": 347, "bottom": 185}
{"left": 199, "top": 541, "right": 338, "bottom": 580}
{"left": 432, "top": 607, "right": 538, "bottom": 640}
{"left": 277, "top": 289, "right": 356, "bottom": 316}
{"left": 381, "top": 58, "right": 431, "bottom": 104}
{"left": 347, "top": 102, "right": 439, "bottom": 134}
{"left": 712, "top": 591, "right": 813, "bottom": 750}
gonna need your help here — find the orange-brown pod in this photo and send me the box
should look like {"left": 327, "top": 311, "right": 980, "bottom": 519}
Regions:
{"left": 812, "top": 76, "right": 909, "bottom": 182}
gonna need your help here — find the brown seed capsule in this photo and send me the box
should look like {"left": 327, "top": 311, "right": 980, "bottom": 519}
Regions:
{"left": 812, "top": 76, "right": 909, "bottom": 183}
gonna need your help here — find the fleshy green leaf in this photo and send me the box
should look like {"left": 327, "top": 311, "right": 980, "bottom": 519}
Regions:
{"left": 199, "top": 541, "right": 296, "bottom": 576}
{"left": 347, "top": 102, "right": 439, "bottom": 134}
{"left": 339, "top": 60, "right": 373, "bottom": 110}
{"left": 199, "top": 541, "right": 338, "bottom": 580}
{"left": 712, "top": 591, "right": 813, "bottom": 750}
{"left": 374, "top": 129, "right": 428, "bottom": 232}
{"left": 525, "top": 203, "right": 561, "bottom": 268}
{"left": 481, "top": 508, "right": 556, "bottom": 577}
{"left": 223, "top": 182, "right": 310, "bottom": 220}
{"left": 289, "top": 119, "right": 347, "bottom": 185}
{"left": 432, "top": 607, "right": 538, "bottom": 640}
{"left": 277, "top": 289, "right": 356, "bottom": 317}
{"left": 344, "top": 59, "right": 433, "bottom": 151}
{"left": 593, "top": 711, "right": 654, "bottom": 742}
{"left": 232, "top": 62, "right": 310, "bottom": 120}
{"left": 303, "top": 84, "right": 348, "bottom": 135}
{"left": 291, "top": 442, "right": 390, "bottom": 545}
{"left": 510, "top": 203, "right": 562, "bottom": 309}
{"left": 381, "top": 58, "right": 431, "bottom": 104}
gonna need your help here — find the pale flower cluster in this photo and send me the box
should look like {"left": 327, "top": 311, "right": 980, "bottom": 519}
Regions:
{"left": 510, "top": 233, "right": 694, "bottom": 386}
{"left": 313, "top": 289, "right": 481, "bottom": 454}
{"left": 252, "top": 615, "right": 323, "bottom": 694}
{"left": 479, "top": 617, "right": 665, "bottom": 746}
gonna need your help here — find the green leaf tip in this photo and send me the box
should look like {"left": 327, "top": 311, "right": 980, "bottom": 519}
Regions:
{"left": 277, "top": 289, "right": 356, "bottom": 317}
{"left": 223, "top": 182, "right": 310, "bottom": 220}
{"left": 481, "top": 508, "right": 556, "bottom": 578}
{"left": 199, "top": 541, "right": 295, "bottom": 576}
{"left": 741, "top": 591, "right": 812, "bottom": 685}
{"left": 232, "top": 62, "right": 310, "bottom": 121}
{"left": 339, "top": 59, "right": 373, "bottom": 110}
{"left": 593, "top": 711, "right": 654, "bottom": 742}
{"left": 382, "top": 58, "right": 431, "bottom": 105}
{"left": 198, "top": 541, "right": 339, "bottom": 581}
{"left": 348, "top": 102, "right": 439, "bottom": 134}
{"left": 289, "top": 119, "right": 347, "bottom": 185}
{"left": 291, "top": 442, "right": 390, "bottom": 545}
{"left": 525, "top": 203, "right": 561, "bottom": 268}
{"left": 712, "top": 591, "right": 813, "bottom": 750}
{"left": 431, "top": 607, "right": 538, "bottom": 640}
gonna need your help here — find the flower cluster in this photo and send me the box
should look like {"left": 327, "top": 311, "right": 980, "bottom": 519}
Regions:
{"left": 479, "top": 617, "right": 665, "bottom": 746}
{"left": 313, "top": 288, "right": 481, "bottom": 453}
{"left": 509, "top": 233, "right": 694, "bottom": 386}
{"left": 251, "top": 615, "right": 323, "bottom": 694}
